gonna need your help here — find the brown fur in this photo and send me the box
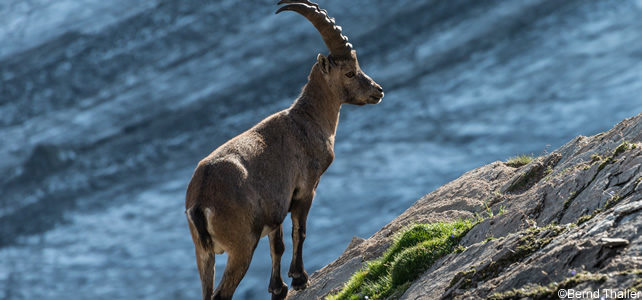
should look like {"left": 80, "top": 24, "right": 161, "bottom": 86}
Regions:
{"left": 185, "top": 7, "right": 383, "bottom": 300}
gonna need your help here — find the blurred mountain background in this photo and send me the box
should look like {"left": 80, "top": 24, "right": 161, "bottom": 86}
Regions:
{"left": 0, "top": 0, "right": 641, "bottom": 299}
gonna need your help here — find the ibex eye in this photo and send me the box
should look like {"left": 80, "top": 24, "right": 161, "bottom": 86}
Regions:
{"left": 345, "top": 71, "right": 355, "bottom": 78}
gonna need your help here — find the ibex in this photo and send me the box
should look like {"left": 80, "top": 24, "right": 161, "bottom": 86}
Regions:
{"left": 185, "top": 1, "right": 383, "bottom": 299}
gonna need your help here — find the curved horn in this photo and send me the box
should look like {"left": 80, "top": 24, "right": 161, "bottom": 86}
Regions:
{"left": 278, "top": 0, "right": 320, "bottom": 10}
{"left": 276, "top": 1, "right": 353, "bottom": 57}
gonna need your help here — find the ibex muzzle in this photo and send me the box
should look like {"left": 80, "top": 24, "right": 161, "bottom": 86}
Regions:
{"left": 185, "top": 1, "right": 383, "bottom": 299}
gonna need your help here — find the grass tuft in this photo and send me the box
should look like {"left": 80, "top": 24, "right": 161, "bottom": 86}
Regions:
{"left": 505, "top": 154, "right": 535, "bottom": 168}
{"left": 327, "top": 220, "right": 477, "bottom": 300}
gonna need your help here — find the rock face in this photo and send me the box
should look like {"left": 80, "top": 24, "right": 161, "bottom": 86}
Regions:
{"left": 289, "top": 113, "right": 642, "bottom": 299}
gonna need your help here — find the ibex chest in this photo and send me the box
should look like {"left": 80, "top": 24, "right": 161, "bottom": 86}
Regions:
{"left": 298, "top": 135, "right": 335, "bottom": 180}
{"left": 311, "top": 142, "right": 334, "bottom": 174}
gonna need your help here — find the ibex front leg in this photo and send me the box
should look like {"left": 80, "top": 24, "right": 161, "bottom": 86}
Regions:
{"left": 288, "top": 196, "right": 312, "bottom": 290}
{"left": 268, "top": 225, "right": 288, "bottom": 300}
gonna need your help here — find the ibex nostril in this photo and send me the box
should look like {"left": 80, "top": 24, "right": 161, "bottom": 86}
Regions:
{"left": 376, "top": 86, "right": 383, "bottom": 92}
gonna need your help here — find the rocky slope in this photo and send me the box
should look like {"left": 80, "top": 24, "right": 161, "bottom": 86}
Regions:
{"left": 2, "top": 1, "right": 641, "bottom": 298}
{"left": 289, "top": 113, "right": 642, "bottom": 299}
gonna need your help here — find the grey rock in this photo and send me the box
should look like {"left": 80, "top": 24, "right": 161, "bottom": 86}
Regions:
{"left": 289, "top": 113, "right": 642, "bottom": 299}
{"left": 599, "top": 238, "right": 629, "bottom": 248}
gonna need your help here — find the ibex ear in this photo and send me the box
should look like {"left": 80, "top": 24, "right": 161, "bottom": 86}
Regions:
{"left": 317, "top": 53, "right": 331, "bottom": 74}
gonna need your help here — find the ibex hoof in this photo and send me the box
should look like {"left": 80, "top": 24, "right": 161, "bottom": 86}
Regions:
{"left": 271, "top": 285, "right": 289, "bottom": 300}
{"left": 291, "top": 273, "right": 309, "bottom": 291}
{"left": 268, "top": 281, "right": 288, "bottom": 294}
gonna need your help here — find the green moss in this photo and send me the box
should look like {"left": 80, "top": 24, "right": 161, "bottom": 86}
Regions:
{"left": 448, "top": 268, "right": 476, "bottom": 289}
{"left": 598, "top": 157, "right": 612, "bottom": 171}
{"left": 563, "top": 191, "right": 578, "bottom": 210}
{"left": 483, "top": 236, "right": 497, "bottom": 243}
{"left": 574, "top": 193, "right": 623, "bottom": 226}
{"left": 448, "top": 224, "right": 566, "bottom": 292}
{"left": 328, "top": 220, "right": 477, "bottom": 300}
{"left": 604, "top": 194, "right": 621, "bottom": 210}
{"left": 505, "top": 156, "right": 561, "bottom": 194}
{"left": 505, "top": 167, "right": 539, "bottom": 193}
{"left": 386, "top": 223, "right": 458, "bottom": 260}
{"left": 453, "top": 245, "right": 466, "bottom": 253}
{"left": 597, "top": 140, "right": 634, "bottom": 172}
{"left": 515, "top": 224, "right": 564, "bottom": 255}
{"left": 563, "top": 141, "right": 633, "bottom": 219}
{"left": 542, "top": 166, "right": 553, "bottom": 182}
{"left": 505, "top": 154, "right": 534, "bottom": 168}
{"left": 575, "top": 215, "right": 592, "bottom": 225}
{"left": 592, "top": 193, "right": 621, "bottom": 216}
{"left": 614, "top": 141, "right": 632, "bottom": 156}
{"left": 391, "top": 239, "right": 451, "bottom": 285}
{"left": 488, "top": 272, "right": 607, "bottom": 300}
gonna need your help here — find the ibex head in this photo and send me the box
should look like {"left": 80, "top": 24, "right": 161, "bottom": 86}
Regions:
{"left": 277, "top": 0, "right": 384, "bottom": 105}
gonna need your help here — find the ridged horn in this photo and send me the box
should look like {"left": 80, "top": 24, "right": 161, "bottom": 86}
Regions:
{"left": 276, "top": 0, "right": 353, "bottom": 57}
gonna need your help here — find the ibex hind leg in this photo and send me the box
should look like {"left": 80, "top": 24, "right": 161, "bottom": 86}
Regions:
{"left": 187, "top": 207, "right": 217, "bottom": 300}
{"left": 194, "top": 245, "right": 215, "bottom": 300}
{"left": 213, "top": 239, "right": 259, "bottom": 300}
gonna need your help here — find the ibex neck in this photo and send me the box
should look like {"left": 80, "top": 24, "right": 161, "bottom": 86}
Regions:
{"left": 290, "top": 71, "right": 342, "bottom": 139}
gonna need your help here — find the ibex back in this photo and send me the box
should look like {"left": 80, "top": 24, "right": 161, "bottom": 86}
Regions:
{"left": 185, "top": 1, "right": 383, "bottom": 299}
